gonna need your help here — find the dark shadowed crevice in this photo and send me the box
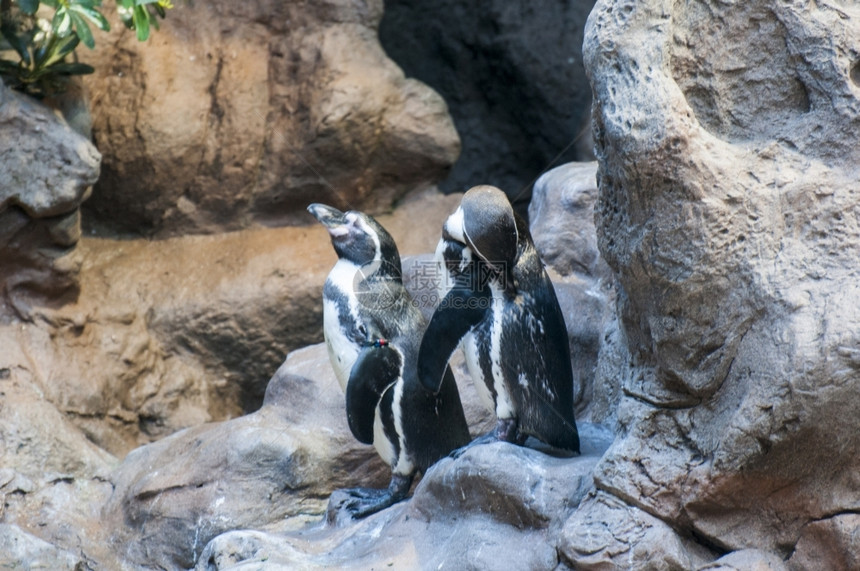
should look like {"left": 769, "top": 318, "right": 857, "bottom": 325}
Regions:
{"left": 379, "top": 0, "right": 597, "bottom": 218}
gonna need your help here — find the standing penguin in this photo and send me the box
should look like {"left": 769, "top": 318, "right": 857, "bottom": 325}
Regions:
{"left": 307, "top": 203, "right": 470, "bottom": 518}
{"left": 418, "top": 185, "right": 579, "bottom": 453}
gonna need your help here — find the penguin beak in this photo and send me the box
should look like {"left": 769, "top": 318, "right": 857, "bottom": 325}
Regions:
{"left": 308, "top": 203, "right": 350, "bottom": 238}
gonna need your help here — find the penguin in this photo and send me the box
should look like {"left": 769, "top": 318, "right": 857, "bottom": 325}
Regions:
{"left": 418, "top": 185, "right": 580, "bottom": 453}
{"left": 307, "top": 203, "right": 470, "bottom": 518}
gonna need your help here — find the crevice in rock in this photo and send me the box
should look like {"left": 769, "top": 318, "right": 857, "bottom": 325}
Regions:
{"left": 378, "top": 0, "right": 596, "bottom": 216}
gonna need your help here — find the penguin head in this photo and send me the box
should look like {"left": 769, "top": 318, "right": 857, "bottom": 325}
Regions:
{"left": 444, "top": 185, "right": 519, "bottom": 275}
{"left": 308, "top": 204, "right": 401, "bottom": 271}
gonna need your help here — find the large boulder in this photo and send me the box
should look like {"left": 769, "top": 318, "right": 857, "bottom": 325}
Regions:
{"left": 102, "top": 341, "right": 497, "bottom": 569}
{"left": 80, "top": 0, "right": 460, "bottom": 236}
{"left": 379, "top": 0, "right": 597, "bottom": 213}
{"left": 197, "top": 424, "right": 613, "bottom": 570}
{"left": 566, "top": 0, "right": 860, "bottom": 563}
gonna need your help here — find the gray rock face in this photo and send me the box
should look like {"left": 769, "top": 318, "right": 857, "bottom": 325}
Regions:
{"left": 0, "top": 81, "right": 100, "bottom": 218}
{"left": 197, "top": 424, "right": 613, "bottom": 570}
{"left": 0, "top": 524, "right": 82, "bottom": 571}
{"left": 379, "top": 0, "right": 597, "bottom": 213}
{"left": 81, "top": 0, "right": 460, "bottom": 236}
{"left": 578, "top": 0, "right": 860, "bottom": 561}
{"left": 529, "top": 162, "right": 607, "bottom": 281}
{"left": 101, "top": 341, "right": 499, "bottom": 569}
{"left": 102, "top": 348, "right": 383, "bottom": 569}
{"left": 0, "top": 80, "right": 100, "bottom": 320}
{"left": 529, "top": 162, "right": 616, "bottom": 421}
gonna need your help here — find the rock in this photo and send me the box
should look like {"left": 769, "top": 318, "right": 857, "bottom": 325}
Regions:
{"left": 0, "top": 524, "right": 82, "bottom": 571}
{"left": 529, "top": 162, "right": 607, "bottom": 281}
{"left": 198, "top": 423, "right": 614, "bottom": 570}
{"left": 1, "top": 186, "right": 460, "bottom": 459}
{"left": 81, "top": 0, "right": 460, "bottom": 237}
{"left": 700, "top": 549, "right": 788, "bottom": 571}
{"left": 0, "top": 354, "right": 116, "bottom": 483}
{"left": 101, "top": 354, "right": 377, "bottom": 569}
{"left": 583, "top": 0, "right": 860, "bottom": 558}
{"left": 529, "top": 161, "right": 617, "bottom": 421}
{"left": 0, "top": 350, "right": 120, "bottom": 570}
{"left": 560, "top": 490, "right": 715, "bottom": 570}
{"left": 0, "top": 80, "right": 100, "bottom": 320}
{"left": 379, "top": 0, "right": 597, "bottom": 213}
{"left": 787, "top": 514, "right": 860, "bottom": 571}
{"left": 102, "top": 340, "right": 499, "bottom": 569}
{"left": 0, "top": 80, "right": 100, "bottom": 218}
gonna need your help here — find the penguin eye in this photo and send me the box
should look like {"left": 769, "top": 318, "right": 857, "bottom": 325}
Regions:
{"left": 358, "top": 324, "right": 367, "bottom": 337}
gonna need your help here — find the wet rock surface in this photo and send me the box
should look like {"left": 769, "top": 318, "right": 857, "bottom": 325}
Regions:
{"left": 197, "top": 424, "right": 613, "bottom": 570}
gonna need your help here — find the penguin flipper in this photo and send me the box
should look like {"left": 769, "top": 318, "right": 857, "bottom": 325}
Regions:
{"left": 418, "top": 284, "right": 490, "bottom": 394}
{"left": 346, "top": 344, "right": 401, "bottom": 444}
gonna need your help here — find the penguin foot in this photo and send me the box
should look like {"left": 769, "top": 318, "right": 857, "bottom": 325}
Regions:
{"left": 449, "top": 419, "right": 526, "bottom": 459}
{"left": 493, "top": 418, "right": 527, "bottom": 445}
{"left": 326, "top": 474, "right": 414, "bottom": 523}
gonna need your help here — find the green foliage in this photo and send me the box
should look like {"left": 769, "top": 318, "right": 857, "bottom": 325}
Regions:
{"left": 0, "top": 0, "right": 173, "bottom": 97}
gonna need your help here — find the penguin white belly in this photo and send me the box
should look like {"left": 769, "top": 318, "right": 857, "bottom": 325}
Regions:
{"left": 322, "top": 259, "right": 366, "bottom": 392}
{"left": 323, "top": 297, "right": 358, "bottom": 392}
{"left": 489, "top": 285, "right": 515, "bottom": 419}
{"left": 390, "top": 380, "right": 414, "bottom": 476}
{"left": 372, "top": 406, "right": 396, "bottom": 467}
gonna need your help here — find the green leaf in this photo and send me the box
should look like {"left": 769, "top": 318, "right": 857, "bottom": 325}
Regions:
{"left": 47, "top": 61, "right": 95, "bottom": 75}
{"left": 133, "top": 5, "right": 150, "bottom": 41}
{"left": 18, "top": 0, "right": 41, "bottom": 15}
{"left": 1, "top": 23, "right": 32, "bottom": 65}
{"left": 71, "top": 4, "right": 110, "bottom": 32}
{"left": 68, "top": 11, "right": 95, "bottom": 49}
{"left": 51, "top": 9, "right": 73, "bottom": 37}
{"left": 52, "top": 31, "right": 81, "bottom": 59}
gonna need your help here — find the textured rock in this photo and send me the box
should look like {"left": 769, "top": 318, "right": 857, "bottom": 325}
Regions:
{"left": 0, "top": 524, "right": 82, "bottom": 571}
{"left": 197, "top": 424, "right": 613, "bottom": 570}
{"left": 1, "top": 186, "right": 460, "bottom": 458}
{"left": 0, "top": 359, "right": 116, "bottom": 484}
{"left": 379, "top": 0, "right": 597, "bottom": 213}
{"left": 0, "top": 80, "right": 100, "bottom": 218}
{"left": 701, "top": 549, "right": 788, "bottom": 571}
{"left": 560, "top": 491, "right": 715, "bottom": 570}
{"left": 102, "top": 351, "right": 370, "bottom": 570}
{"left": 529, "top": 162, "right": 606, "bottom": 281}
{"left": 0, "top": 80, "right": 100, "bottom": 320}
{"left": 529, "top": 161, "right": 616, "bottom": 421}
{"left": 80, "top": 0, "right": 459, "bottom": 236}
{"left": 103, "top": 341, "right": 497, "bottom": 569}
{"left": 787, "top": 514, "right": 860, "bottom": 571}
{"left": 584, "top": 0, "right": 860, "bottom": 558}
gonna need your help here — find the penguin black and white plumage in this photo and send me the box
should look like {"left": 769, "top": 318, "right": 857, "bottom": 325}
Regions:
{"left": 418, "top": 185, "right": 580, "bottom": 453}
{"left": 307, "top": 203, "right": 470, "bottom": 518}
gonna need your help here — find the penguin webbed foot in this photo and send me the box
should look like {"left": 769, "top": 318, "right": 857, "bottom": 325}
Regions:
{"left": 493, "top": 418, "right": 527, "bottom": 445}
{"left": 327, "top": 474, "right": 414, "bottom": 523}
{"left": 449, "top": 419, "right": 526, "bottom": 459}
